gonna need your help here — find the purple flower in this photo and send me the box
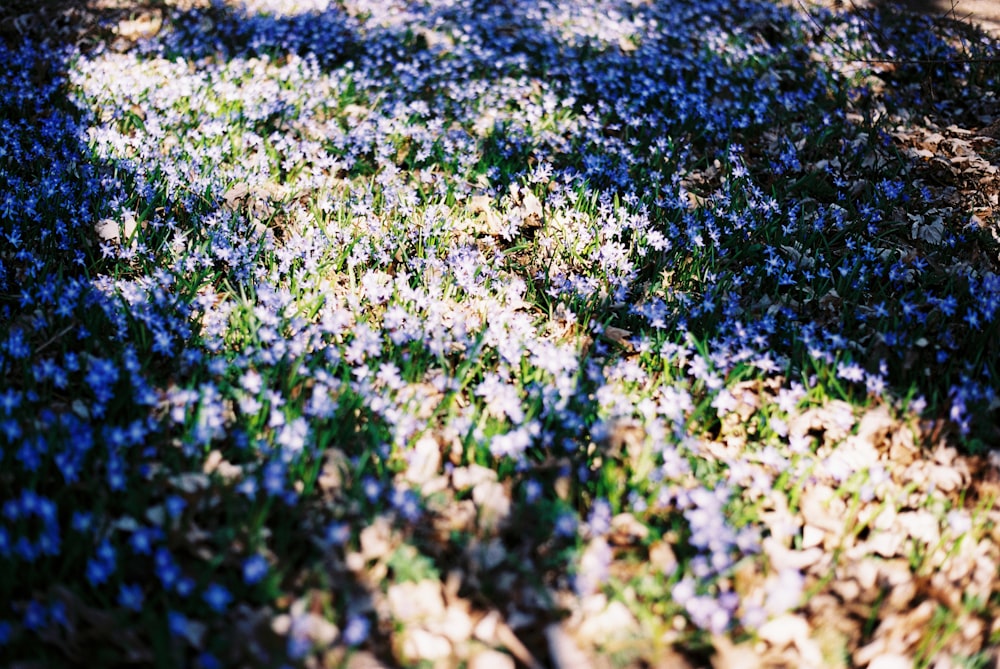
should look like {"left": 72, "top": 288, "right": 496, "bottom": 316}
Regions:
{"left": 586, "top": 498, "right": 612, "bottom": 536}
{"left": 342, "top": 615, "right": 370, "bottom": 646}
{"left": 554, "top": 511, "right": 578, "bottom": 538}
{"left": 325, "top": 522, "right": 350, "bottom": 546}
{"left": 765, "top": 569, "right": 804, "bottom": 615}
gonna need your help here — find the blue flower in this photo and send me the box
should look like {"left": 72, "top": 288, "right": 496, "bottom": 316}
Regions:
{"left": 242, "top": 554, "right": 269, "bottom": 585}
{"left": 154, "top": 547, "right": 180, "bottom": 589}
{"left": 341, "top": 615, "right": 370, "bottom": 646}
{"left": 14, "top": 537, "right": 37, "bottom": 562}
{"left": 23, "top": 601, "right": 47, "bottom": 631}
{"left": 118, "top": 583, "right": 144, "bottom": 612}
{"left": 129, "top": 527, "right": 158, "bottom": 555}
{"left": 197, "top": 652, "right": 221, "bottom": 669}
{"left": 202, "top": 583, "right": 232, "bottom": 613}
{"left": 86, "top": 557, "right": 112, "bottom": 587}
{"left": 263, "top": 461, "right": 285, "bottom": 496}
{"left": 49, "top": 601, "right": 67, "bottom": 628}
{"left": 176, "top": 577, "right": 195, "bottom": 598}
{"left": 167, "top": 610, "right": 188, "bottom": 637}
{"left": 586, "top": 498, "right": 612, "bottom": 536}
{"left": 325, "top": 522, "right": 349, "bottom": 547}
{"left": 522, "top": 479, "right": 542, "bottom": 504}
{"left": 96, "top": 539, "right": 116, "bottom": 564}
{"left": 165, "top": 495, "right": 186, "bottom": 519}
{"left": 70, "top": 511, "right": 94, "bottom": 534}
{"left": 554, "top": 511, "right": 578, "bottom": 538}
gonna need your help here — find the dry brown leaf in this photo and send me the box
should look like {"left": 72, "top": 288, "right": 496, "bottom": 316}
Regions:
{"left": 610, "top": 512, "right": 649, "bottom": 544}
{"left": 397, "top": 628, "right": 452, "bottom": 664}
{"left": 862, "top": 529, "right": 906, "bottom": 559}
{"left": 546, "top": 623, "right": 594, "bottom": 669}
{"left": 516, "top": 187, "right": 544, "bottom": 227}
{"left": 798, "top": 485, "right": 846, "bottom": 534}
{"left": 576, "top": 599, "right": 640, "bottom": 645}
{"left": 469, "top": 648, "right": 516, "bottom": 669}
{"left": 317, "top": 448, "right": 349, "bottom": 494}
{"left": 649, "top": 541, "right": 677, "bottom": 574}
{"left": 452, "top": 464, "right": 497, "bottom": 490}
{"left": 897, "top": 510, "right": 940, "bottom": 544}
{"left": 345, "top": 651, "right": 393, "bottom": 669}
{"left": 472, "top": 479, "right": 511, "bottom": 531}
{"left": 432, "top": 605, "right": 474, "bottom": 646}
{"left": 867, "top": 655, "right": 912, "bottom": 669}
{"left": 433, "top": 499, "right": 477, "bottom": 537}
{"left": 763, "top": 537, "right": 825, "bottom": 571}
{"left": 388, "top": 581, "right": 446, "bottom": 624}
{"left": 855, "top": 405, "right": 896, "bottom": 447}
{"left": 404, "top": 434, "right": 442, "bottom": 485}
{"left": 116, "top": 14, "right": 161, "bottom": 40}
{"left": 603, "top": 326, "right": 633, "bottom": 349}
{"left": 757, "top": 614, "right": 808, "bottom": 648}
{"left": 710, "top": 634, "right": 761, "bottom": 669}
{"left": 800, "top": 524, "right": 825, "bottom": 549}
{"left": 359, "top": 517, "right": 395, "bottom": 561}
{"left": 469, "top": 194, "right": 504, "bottom": 235}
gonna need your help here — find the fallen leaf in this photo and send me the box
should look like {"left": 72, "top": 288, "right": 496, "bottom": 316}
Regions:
{"left": 763, "top": 537, "right": 825, "bottom": 571}
{"left": 798, "top": 486, "right": 846, "bottom": 534}
{"left": 469, "top": 648, "right": 516, "bottom": 669}
{"left": 710, "top": 634, "right": 761, "bottom": 669}
{"left": 545, "top": 623, "right": 593, "bottom": 669}
{"left": 576, "top": 599, "right": 639, "bottom": 645}
{"left": 472, "top": 479, "right": 510, "bottom": 531}
{"left": 603, "top": 326, "right": 633, "bottom": 349}
{"left": 398, "top": 628, "right": 452, "bottom": 663}
{"left": 896, "top": 510, "right": 940, "bottom": 545}
{"left": 359, "top": 517, "right": 395, "bottom": 561}
{"left": 116, "top": 15, "right": 161, "bottom": 40}
{"left": 387, "top": 580, "right": 446, "bottom": 624}
{"left": 867, "top": 654, "right": 912, "bottom": 669}
{"left": 610, "top": 512, "right": 649, "bottom": 544}
{"left": 404, "top": 434, "right": 441, "bottom": 485}
{"left": 452, "top": 464, "right": 497, "bottom": 490}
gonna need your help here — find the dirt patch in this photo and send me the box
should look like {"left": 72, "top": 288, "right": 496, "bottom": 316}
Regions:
{"left": 0, "top": 0, "right": 171, "bottom": 49}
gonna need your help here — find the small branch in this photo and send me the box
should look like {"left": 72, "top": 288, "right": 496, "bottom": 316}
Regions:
{"left": 34, "top": 324, "right": 77, "bottom": 355}
{"left": 795, "top": 0, "right": 1000, "bottom": 66}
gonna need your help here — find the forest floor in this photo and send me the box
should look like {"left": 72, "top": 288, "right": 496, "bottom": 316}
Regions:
{"left": 1, "top": 1, "right": 1000, "bottom": 668}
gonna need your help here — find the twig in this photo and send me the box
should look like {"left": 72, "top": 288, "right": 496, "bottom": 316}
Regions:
{"left": 34, "top": 324, "right": 76, "bottom": 355}
{"left": 794, "top": 0, "right": 1000, "bottom": 66}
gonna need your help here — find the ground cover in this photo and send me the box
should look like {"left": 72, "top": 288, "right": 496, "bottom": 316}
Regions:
{"left": 1, "top": 0, "right": 1000, "bottom": 667}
